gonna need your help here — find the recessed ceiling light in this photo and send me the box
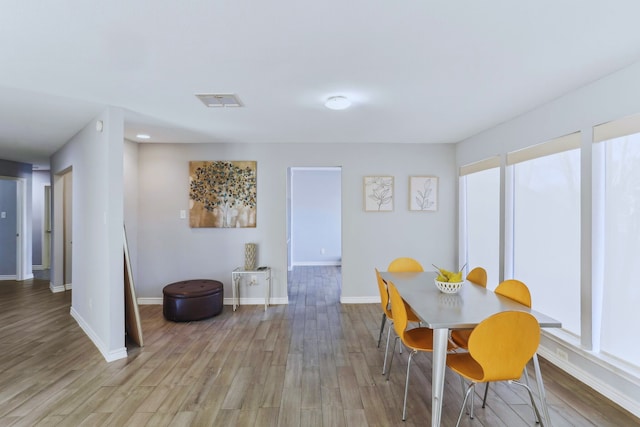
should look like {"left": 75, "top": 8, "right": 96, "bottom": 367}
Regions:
{"left": 136, "top": 134, "right": 151, "bottom": 139}
{"left": 325, "top": 96, "right": 351, "bottom": 110}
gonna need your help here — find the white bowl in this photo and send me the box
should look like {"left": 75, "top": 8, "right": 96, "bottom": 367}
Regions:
{"left": 434, "top": 279, "right": 464, "bottom": 294}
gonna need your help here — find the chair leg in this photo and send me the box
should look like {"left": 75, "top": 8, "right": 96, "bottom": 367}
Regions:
{"left": 386, "top": 336, "right": 399, "bottom": 381}
{"left": 455, "top": 381, "right": 476, "bottom": 427}
{"left": 377, "top": 313, "right": 387, "bottom": 348}
{"left": 481, "top": 382, "right": 489, "bottom": 408}
{"left": 470, "top": 382, "right": 475, "bottom": 419}
{"left": 523, "top": 366, "right": 541, "bottom": 424}
{"left": 382, "top": 323, "right": 393, "bottom": 375}
{"left": 511, "top": 380, "right": 545, "bottom": 427}
{"left": 402, "top": 350, "right": 417, "bottom": 421}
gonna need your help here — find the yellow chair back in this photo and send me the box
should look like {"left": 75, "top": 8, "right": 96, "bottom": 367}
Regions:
{"left": 375, "top": 268, "right": 392, "bottom": 318}
{"left": 466, "top": 267, "right": 487, "bottom": 287}
{"left": 388, "top": 257, "right": 424, "bottom": 272}
{"left": 495, "top": 279, "right": 531, "bottom": 307}
{"left": 387, "top": 281, "right": 409, "bottom": 340}
{"left": 467, "top": 311, "right": 540, "bottom": 382}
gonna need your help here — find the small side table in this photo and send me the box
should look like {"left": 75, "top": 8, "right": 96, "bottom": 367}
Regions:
{"left": 231, "top": 267, "right": 271, "bottom": 311}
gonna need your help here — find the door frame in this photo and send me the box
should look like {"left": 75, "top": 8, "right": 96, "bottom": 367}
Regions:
{"left": 0, "top": 176, "right": 28, "bottom": 281}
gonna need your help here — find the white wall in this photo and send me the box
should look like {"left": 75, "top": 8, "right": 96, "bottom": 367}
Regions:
{"left": 50, "top": 108, "right": 126, "bottom": 362}
{"left": 124, "top": 139, "right": 139, "bottom": 287}
{"left": 136, "top": 142, "right": 457, "bottom": 303}
{"left": 456, "top": 60, "right": 640, "bottom": 418}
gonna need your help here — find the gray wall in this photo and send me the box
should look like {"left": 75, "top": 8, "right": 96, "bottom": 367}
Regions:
{"left": 0, "top": 179, "right": 17, "bottom": 275}
{"left": 291, "top": 167, "right": 341, "bottom": 266}
{"left": 51, "top": 108, "right": 126, "bottom": 361}
{"left": 136, "top": 142, "right": 457, "bottom": 303}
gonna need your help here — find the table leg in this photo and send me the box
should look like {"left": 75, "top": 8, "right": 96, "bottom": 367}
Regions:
{"left": 533, "top": 353, "right": 552, "bottom": 426}
{"left": 264, "top": 271, "right": 270, "bottom": 311}
{"left": 432, "top": 328, "right": 449, "bottom": 427}
{"left": 232, "top": 274, "right": 239, "bottom": 311}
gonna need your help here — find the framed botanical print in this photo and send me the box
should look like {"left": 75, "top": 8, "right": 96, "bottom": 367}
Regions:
{"left": 364, "top": 176, "right": 394, "bottom": 211}
{"left": 409, "top": 176, "right": 438, "bottom": 211}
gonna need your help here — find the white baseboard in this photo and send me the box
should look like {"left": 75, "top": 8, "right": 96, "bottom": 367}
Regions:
{"left": 32, "top": 265, "right": 44, "bottom": 270}
{"left": 138, "top": 297, "right": 163, "bottom": 305}
{"left": 292, "top": 261, "right": 342, "bottom": 266}
{"left": 139, "top": 297, "right": 290, "bottom": 306}
{"left": 50, "top": 283, "right": 66, "bottom": 293}
{"left": 539, "top": 333, "right": 640, "bottom": 419}
{"left": 0, "top": 275, "right": 17, "bottom": 280}
{"left": 70, "top": 306, "right": 127, "bottom": 362}
{"left": 340, "top": 296, "right": 380, "bottom": 304}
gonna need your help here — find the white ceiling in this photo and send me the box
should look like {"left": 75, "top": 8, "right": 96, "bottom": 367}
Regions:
{"left": 2, "top": 1, "right": 640, "bottom": 169}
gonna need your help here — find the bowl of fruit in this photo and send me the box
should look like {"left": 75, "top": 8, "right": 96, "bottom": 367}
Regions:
{"left": 433, "top": 265, "right": 465, "bottom": 294}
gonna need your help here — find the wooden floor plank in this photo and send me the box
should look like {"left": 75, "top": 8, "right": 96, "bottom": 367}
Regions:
{"left": 0, "top": 269, "right": 638, "bottom": 426}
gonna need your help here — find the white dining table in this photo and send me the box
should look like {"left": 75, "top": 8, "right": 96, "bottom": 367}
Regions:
{"left": 380, "top": 270, "right": 561, "bottom": 427}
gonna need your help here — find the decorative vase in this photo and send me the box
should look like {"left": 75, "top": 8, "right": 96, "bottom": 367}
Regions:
{"left": 244, "top": 243, "right": 257, "bottom": 270}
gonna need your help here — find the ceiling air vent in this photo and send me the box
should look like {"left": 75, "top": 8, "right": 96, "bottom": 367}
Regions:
{"left": 195, "top": 93, "right": 242, "bottom": 108}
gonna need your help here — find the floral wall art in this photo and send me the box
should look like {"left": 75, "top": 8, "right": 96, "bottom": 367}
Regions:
{"left": 189, "top": 161, "right": 257, "bottom": 228}
{"left": 409, "top": 176, "right": 438, "bottom": 211}
{"left": 364, "top": 176, "right": 394, "bottom": 211}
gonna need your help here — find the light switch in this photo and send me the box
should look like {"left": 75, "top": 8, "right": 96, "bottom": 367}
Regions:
{"left": 179, "top": 210, "right": 186, "bottom": 219}
{"left": 1, "top": 212, "right": 5, "bottom": 219}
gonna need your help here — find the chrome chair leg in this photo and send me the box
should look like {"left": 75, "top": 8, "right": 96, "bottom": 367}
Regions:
{"left": 523, "top": 366, "right": 541, "bottom": 424}
{"left": 386, "top": 336, "right": 399, "bottom": 381}
{"left": 511, "top": 380, "right": 545, "bottom": 427}
{"left": 455, "top": 382, "right": 476, "bottom": 427}
{"left": 402, "top": 350, "right": 417, "bottom": 421}
{"left": 382, "top": 324, "right": 393, "bottom": 375}
{"left": 377, "top": 313, "right": 386, "bottom": 348}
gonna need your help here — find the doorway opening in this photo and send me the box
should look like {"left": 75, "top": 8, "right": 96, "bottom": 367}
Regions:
{"left": 286, "top": 167, "right": 342, "bottom": 302}
{"left": 52, "top": 169, "right": 73, "bottom": 291}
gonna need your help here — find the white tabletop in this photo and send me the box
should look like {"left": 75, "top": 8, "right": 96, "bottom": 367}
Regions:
{"left": 380, "top": 270, "right": 561, "bottom": 329}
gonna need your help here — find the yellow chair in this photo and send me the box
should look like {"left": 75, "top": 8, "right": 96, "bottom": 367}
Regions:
{"left": 450, "top": 267, "right": 488, "bottom": 348}
{"left": 446, "top": 311, "right": 544, "bottom": 427}
{"left": 375, "top": 269, "right": 421, "bottom": 375}
{"left": 466, "top": 266, "right": 488, "bottom": 287}
{"left": 387, "top": 257, "right": 424, "bottom": 272}
{"left": 495, "top": 278, "right": 531, "bottom": 306}
{"left": 458, "top": 278, "right": 539, "bottom": 422}
{"left": 386, "top": 280, "right": 453, "bottom": 421}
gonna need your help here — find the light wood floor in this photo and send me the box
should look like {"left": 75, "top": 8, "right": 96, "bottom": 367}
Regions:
{"left": 0, "top": 266, "right": 638, "bottom": 426}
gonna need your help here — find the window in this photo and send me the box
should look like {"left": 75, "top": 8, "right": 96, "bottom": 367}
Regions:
{"left": 508, "top": 134, "right": 581, "bottom": 337}
{"left": 460, "top": 159, "right": 500, "bottom": 286}
{"left": 598, "top": 132, "right": 640, "bottom": 367}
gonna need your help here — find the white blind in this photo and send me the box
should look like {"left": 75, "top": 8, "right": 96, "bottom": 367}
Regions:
{"left": 459, "top": 156, "right": 501, "bottom": 176}
{"left": 507, "top": 132, "right": 581, "bottom": 165}
{"left": 593, "top": 113, "right": 640, "bottom": 143}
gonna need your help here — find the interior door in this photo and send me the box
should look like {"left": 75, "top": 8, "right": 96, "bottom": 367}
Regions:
{"left": 0, "top": 178, "right": 17, "bottom": 278}
{"left": 63, "top": 172, "right": 72, "bottom": 287}
{"left": 43, "top": 185, "right": 51, "bottom": 269}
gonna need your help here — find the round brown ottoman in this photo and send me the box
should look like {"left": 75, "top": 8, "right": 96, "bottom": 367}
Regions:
{"left": 163, "top": 279, "right": 224, "bottom": 322}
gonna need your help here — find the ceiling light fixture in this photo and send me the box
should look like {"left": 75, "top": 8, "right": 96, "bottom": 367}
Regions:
{"left": 325, "top": 96, "right": 351, "bottom": 110}
{"left": 136, "top": 134, "right": 151, "bottom": 140}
